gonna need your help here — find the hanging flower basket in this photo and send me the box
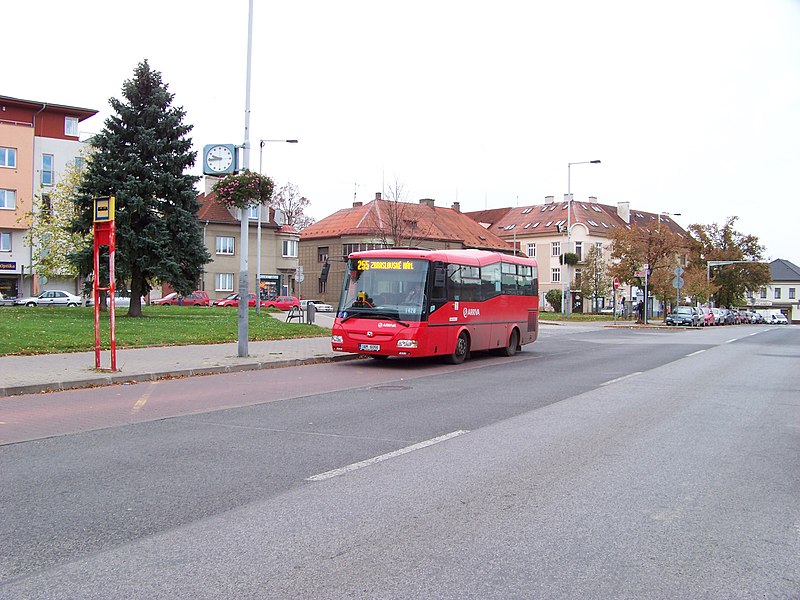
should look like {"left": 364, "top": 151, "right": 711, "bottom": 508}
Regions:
{"left": 560, "top": 252, "right": 580, "bottom": 266}
{"left": 213, "top": 169, "right": 275, "bottom": 210}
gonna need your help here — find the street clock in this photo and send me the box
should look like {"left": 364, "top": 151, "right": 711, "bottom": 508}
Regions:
{"left": 202, "top": 144, "right": 237, "bottom": 175}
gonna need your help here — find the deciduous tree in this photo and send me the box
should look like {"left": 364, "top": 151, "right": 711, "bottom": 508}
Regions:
{"left": 271, "top": 182, "right": 315, "bottom": 230}
{"left": 687, "top": 217, "right": 771, "bottom": 307}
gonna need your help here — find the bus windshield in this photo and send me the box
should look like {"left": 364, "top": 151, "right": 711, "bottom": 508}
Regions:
{"left": 338, "top": 257, "right": 430, "bottom": 322}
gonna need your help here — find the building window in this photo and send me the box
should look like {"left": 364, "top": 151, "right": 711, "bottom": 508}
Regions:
{"left": 0, "top": 189, "right": 16, "bottom": 209}
{"left": 282, "top": 239, "right": 298, "bottom": 258}
{"left": 74, "top": 156, "right": 85, "bottom": 171}
{"left": 41, "top": 154, "right": 54, "bottom": 186}
{"left": 215, "top": 236, "right": 234, "bottom": 255}
{"left": 247, "top": 205, "right": 260, "bottom": 220}
{"left": 552, "top": 267, "right": 561, "bottom": 283}
{"left": 551, "top": 241, "right": 561, "bottom": 256}
{"left": 527, "top": 243, "right": 536, "bottom": 257}
{"left": 760, "top": 287, "right": 767, "bottom": 299}
{"left": 0, "top": 231, "right": 10, "bottom": 252}
{"left": 574, "top": 269, "right": 582, "bottom": 286}
{"left": 342, "top": 242, "right": 388, "bottom": 257}
{"left": 215, "top": 273, "right": 234, "bottom": 292}
{"left": 65, "top": 116, "right": 79, "bottom": 137}
{"left": 790, "top": 288, "right": 796, "bottom": 300}
{"left": 574, "top": 241, "right": 582, "bottom": 261}
{"left": 774, "top": 288, "right": 781, "bottom": 300}
{"left": 41, "top": 195, "right": 52, "bottom": 222}
{"left": 318, "top": 246, "right": 329, "bottom": 262}
{"left": 0, "top": 147, "right": 17, "bottom": 168}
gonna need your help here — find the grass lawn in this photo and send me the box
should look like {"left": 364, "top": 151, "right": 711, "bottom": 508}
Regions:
{"left": 539, "top": 311, "right": 634, "bottom": 323}
{"left": 0, "top": 306, "right": 329, "bottom": 356}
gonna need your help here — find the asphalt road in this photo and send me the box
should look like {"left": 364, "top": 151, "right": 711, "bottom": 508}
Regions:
{"left": 1, "top": 324, "right": 798, "bottom": 598}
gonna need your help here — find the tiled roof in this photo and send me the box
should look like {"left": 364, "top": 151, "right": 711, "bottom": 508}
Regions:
{"left": 769, "top": 259, "right": 800, "bottom": 282}
{"left": 197, "top": 192, "right": 296, "bottom": 233}
{"left": 468, "top": 200, "right": 687, "bottom": 238}
{"left": 463, "top": 207, "right": 514, "bottom": 228}
{"left": 301, "top": 199, "right": 513, "bottom": 251}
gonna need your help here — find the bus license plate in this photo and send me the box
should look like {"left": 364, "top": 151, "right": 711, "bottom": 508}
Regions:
{"left": 359, "top": 344, "right": 381, "bottom": 352}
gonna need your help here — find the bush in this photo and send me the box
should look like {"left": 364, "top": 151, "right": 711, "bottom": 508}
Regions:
{"left": 545, "top": 289, "right": 562, "bottom": 312}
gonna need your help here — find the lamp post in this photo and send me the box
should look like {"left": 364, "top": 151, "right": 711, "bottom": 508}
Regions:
{"left": 237, "top": 0, "right": 255, "bottom": 358}
{"left": 256, "top": 139, "right": 298, "bottom": 314}
{"left": 656, "top": 211, "right": 681, "bottom": 318}
{"left": 565, "top": 160, "right": 601, "bottom": 317}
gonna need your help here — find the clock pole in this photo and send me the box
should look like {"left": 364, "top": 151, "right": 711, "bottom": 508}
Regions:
{"left": 237, "top": 0, "right": 255, "bottom": 357}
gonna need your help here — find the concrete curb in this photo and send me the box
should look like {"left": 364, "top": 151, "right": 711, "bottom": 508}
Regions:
{"left": 0, "top": 353, "right": 362, "bottom": 398}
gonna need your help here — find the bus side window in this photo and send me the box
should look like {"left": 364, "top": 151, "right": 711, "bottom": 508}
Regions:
{"left": 432, "top": 263, "right": 447, "bottom": 303}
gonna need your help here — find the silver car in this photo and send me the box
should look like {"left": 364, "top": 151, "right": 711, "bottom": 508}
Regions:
{"left": 15, "top": 290, "right": 82, "bottom": 307}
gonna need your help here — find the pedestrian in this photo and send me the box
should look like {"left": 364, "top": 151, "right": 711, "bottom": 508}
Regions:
{"left": 636, "top": 300, "right": 644, "bottom": 323}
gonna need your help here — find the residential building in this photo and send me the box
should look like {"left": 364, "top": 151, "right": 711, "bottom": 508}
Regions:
{"left": 195, "top": 181, "right": 300, "bottom": 302}
{"left": 299, "top": 194, "right": 515, "bottom": 307}
{"left": 466, "top": 195, "right": 688, "bottom": 313}
{"left": 0, "top": 95, "right": 97, "bottom": 299}
{"left": 747, "top": 259, "right": 800, "bottom": 323}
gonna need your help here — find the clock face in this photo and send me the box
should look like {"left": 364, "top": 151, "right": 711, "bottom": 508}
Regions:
{"left": 206, "top": 145, "right": 234, "bottom": 173}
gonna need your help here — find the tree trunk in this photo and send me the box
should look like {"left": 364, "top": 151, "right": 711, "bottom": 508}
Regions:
{"left": 127, "top": 272, "right": 145, "bottom": 317}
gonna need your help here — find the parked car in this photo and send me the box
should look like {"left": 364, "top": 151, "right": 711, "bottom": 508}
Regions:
{"left": 665, "top": 305, "right": 701, "bottom": 327}
{"left": 86, "top": 290, "right": 143, "bottom": 307}
{"left": 751, "top": 312, "right": 766, "bottom": 324}
{"left": 263, "top": 296, "right": 301, "bottom": 311}
{"left": 153, "top": 292, "right": 178, "bottom": 305}
{"left": 699, "top": 307, "right": 715, "bottom": 327}
{"left": 214, "top": 293, "right": 258, "bottom": 307}
{"left": 154, "top": 290, "right": 210, "bottom": 306}
{"left": 14, "top": 290, "right": 82, "bottom": 307}
{"left": 770, "top": 313, "right": 789, "bottom": 325}
{"left": 299, "top": 298, "right": 332, "bottom": 312}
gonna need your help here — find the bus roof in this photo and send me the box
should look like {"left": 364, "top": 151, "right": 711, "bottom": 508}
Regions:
{"left": 347, "top": 248, "right": 537, "bottom": 267}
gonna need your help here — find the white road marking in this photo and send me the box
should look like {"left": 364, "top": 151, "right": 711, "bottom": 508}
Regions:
{"left": 307, "top": 430, "right": 469, "bottom": 481}
{"left": 600, "top": 372, "right": 642, "bottom": 387}
{"left": 725, "top": 338, "right": 737, "bottom": 344}
{"left": 686, "top": 350, "right": 706, "bottom": 357}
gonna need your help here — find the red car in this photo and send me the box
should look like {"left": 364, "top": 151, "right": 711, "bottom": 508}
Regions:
{"left": 214, "top": 293, "right": 258, "bottom": 307}
{"left": 153, "top": 290, "right": 210, "bottom": 306}
{"left": 262, "top": 295, "right": 300, "bottom": 310}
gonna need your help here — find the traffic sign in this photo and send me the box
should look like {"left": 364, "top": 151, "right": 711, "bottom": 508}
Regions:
{"left": 612, "top": 277, "right": 620, "bottom": 290}
{"left": 672, "top": 276, "right": 685, "bottom": 289}
{"left": 674, "top": 265, "right": 684, "bottom": 276}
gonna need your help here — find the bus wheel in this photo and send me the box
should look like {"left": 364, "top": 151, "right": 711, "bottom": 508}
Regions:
{"left": 500, "top": 329, "right": 519, "bottom": 357}
{"left": 447, "top": 332, "right": 470, "bottom": 365}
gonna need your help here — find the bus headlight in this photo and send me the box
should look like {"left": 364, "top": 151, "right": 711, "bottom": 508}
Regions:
{"left": 397, "top": 339, "right": 418, "bottom": 348}
{"left": 331, "top": 335, "right": 343, "bottom": 343}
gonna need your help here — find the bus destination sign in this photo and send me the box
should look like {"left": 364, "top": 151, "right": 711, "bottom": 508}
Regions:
{"left": 356, "top": 260, "right": 415, "bottom": 271}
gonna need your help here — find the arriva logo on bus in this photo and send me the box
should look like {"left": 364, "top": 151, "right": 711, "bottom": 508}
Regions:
{"left": 463, "top": 308, "right": 481, "bottom": 318}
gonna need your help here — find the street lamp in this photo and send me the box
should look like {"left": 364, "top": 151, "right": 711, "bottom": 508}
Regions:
{"left": 256, "top": 139, "right": 298, "bottom": 314}
{"left": 565, "top": 159, "right": 601, "bottom": 318}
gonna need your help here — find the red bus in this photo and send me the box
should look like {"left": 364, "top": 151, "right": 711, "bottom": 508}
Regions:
{"left": 331, "top": 248, "right": 539, "bottom": 363}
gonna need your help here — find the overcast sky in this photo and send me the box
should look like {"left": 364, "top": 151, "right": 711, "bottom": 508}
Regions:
{"left": 7, "top": 1, "right": 799, "bottom": 263}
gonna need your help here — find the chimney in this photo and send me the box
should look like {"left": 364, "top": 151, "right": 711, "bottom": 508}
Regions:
{"left": 564, "top": 193, "right": 572, "bottom": 203}
{"left": 544, "top": 195, "right": 555, "bottom": 204}
{"left": 419, "top": 198, "right": 435, "bottom": 208}
{"left": 375, "top": 192, "right": 382, "bottom": 200}
{"left": 451, "top": 201, "right": 460, "bottom": 212}
{"left": 204, "top": 176, "right": 220, "bottom": 196}
{"left": 617, "top": 201, "right": 630, "bottom": 224}
{"left": 588, "top": 196, "right": 597, "bottom": 203}
{"left": 353, "top": 201, "right": 362, "bottom": 208}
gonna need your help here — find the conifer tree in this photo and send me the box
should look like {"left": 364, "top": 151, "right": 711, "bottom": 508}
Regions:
{"left": 71, "top": 60, "right": 209, "bottom": 316}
